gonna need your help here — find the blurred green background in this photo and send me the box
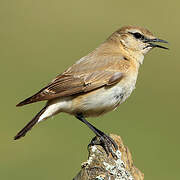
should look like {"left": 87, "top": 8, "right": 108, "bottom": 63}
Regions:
{"left": 0, "top": 0, "right": 179, "bottom": 179}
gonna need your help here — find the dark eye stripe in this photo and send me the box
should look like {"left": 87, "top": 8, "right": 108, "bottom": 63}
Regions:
{"left": 129, "top": 32, "right": 145, "bottom": 40}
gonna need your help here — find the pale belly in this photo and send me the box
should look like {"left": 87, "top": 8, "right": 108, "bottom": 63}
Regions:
{"left": 45, "top": 73, "right": 138, "bottom": 120}
{"left": 68, "top": 74, "right": 138, "bottom": 117}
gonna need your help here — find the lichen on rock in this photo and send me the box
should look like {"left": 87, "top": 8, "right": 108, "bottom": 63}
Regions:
{"left": 73, "top": 134, "right": 144, "bottom": 180}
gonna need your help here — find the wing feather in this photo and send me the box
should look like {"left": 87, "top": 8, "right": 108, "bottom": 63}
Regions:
{"left": 16, "top": 54, "right": 129, "bottom": 106}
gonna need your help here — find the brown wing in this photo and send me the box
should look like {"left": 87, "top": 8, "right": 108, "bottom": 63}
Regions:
{"left": 16, "top": 54, "right": 129, "bottom": 106}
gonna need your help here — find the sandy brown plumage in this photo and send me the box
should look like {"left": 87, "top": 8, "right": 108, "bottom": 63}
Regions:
{"left": 14, "top": 26, "right": 168, "bottom": 156}
{"left": 16, "top": 43, "right": 129, "bottom": 106}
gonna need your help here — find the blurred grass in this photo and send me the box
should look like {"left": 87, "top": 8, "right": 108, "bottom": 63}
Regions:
{"left": 0, "top": 0, "right": 179, "bottom": 179}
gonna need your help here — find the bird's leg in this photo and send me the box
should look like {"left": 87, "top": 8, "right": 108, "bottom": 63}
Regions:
{"left": 75, "top": 113, "right": 118, "bottom": 157}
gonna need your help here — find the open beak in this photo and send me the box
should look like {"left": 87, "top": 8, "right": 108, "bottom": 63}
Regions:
{"left": 144, "top": 38, "right": 169, "bottom": 50}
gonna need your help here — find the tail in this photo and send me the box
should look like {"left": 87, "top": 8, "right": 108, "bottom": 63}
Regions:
{"left": 14, "top": 106, "right": 47, "bottom": 140}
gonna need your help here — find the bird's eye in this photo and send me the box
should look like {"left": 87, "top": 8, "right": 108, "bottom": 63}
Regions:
{"left": 133, "top": 32, "right": 144, "bottom": 39}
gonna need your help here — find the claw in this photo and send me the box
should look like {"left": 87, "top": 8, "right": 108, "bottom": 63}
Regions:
{"left": 89, "top": 134, "right": 118, "bottom": 158}
{"left": 103, "top": 134, "right": 118, "bottom": 151}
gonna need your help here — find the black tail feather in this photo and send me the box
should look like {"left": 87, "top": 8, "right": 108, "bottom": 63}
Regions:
{"left": 14, "top": 106, "right": 47, "bottom": 140}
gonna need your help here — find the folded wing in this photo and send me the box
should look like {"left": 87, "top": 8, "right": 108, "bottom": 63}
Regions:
{"left": 16, "top": 55, "right": 128, "bottom": 106}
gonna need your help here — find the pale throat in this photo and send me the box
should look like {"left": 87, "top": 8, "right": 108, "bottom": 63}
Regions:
{"left": 129, "top": 52, "right": 144, "bottom": 69}
{"left": 134, "top": 52, "right": 144, "bottom": 65}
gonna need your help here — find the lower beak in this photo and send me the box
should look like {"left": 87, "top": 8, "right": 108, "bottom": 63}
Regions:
{"left": 148, "top": 38, "right": 169, "bottom": 50}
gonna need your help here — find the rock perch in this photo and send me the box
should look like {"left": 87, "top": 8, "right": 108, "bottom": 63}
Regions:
{"left": 73, "top": 134, "right": 144, "bottom": 180}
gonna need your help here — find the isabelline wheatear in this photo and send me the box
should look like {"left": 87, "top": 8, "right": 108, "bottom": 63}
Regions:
{"left": 14, "top": 26, "right": 168, "bottom": 156}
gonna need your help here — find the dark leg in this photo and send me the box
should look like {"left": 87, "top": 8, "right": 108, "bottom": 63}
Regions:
{"left": 75, "top": 113, "right": 118, "bottom": 157}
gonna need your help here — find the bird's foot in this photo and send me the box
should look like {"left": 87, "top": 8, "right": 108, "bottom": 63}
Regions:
{"left": 88, "top": 133, "right": 118, "bottom": 158}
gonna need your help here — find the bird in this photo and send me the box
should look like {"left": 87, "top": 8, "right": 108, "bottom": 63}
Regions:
{"left": 14, "top": 26, "right": 168, "bottom": 156}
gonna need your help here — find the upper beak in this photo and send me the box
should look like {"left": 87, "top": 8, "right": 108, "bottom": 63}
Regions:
{"left": 144, "top": 38, "right": 169, "bottom": 50}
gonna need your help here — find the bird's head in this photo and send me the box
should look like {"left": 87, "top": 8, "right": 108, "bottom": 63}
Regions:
{"left": 109, "top": 26, "right": 168, "bottom": 56}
